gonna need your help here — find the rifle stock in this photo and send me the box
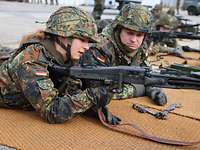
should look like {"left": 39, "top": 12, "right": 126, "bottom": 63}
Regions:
{"left": 49, "top": 64, "right": 200, "bottom": 90}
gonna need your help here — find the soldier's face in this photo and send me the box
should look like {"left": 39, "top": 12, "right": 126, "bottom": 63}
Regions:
{"left": 159, "top": 26, "right": 170, "bottom": 32}
{"left": 120, "top": 28, "right": 145, "bottom": 51}
{"left": 55, "top": 37, "right": 89, "bottom": 62}
{"left": 71, "top": 38, "right": 89, "bottom": 60}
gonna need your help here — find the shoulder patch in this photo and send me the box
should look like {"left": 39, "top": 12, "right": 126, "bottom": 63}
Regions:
{"left": 35, "top": 71, "right": 48, "bottom": 76}
{"left": 92, "top": 49, "right": 106, "bottom": 64}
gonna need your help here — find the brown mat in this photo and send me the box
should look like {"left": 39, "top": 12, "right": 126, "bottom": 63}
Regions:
{"left": 1, "top": 52, "right": 200, "bottom": 150}
{"left": 149, "top": 52, "right": 200, "bottom": 67}
{"left": 132, "top": 89, "right": 200, "bottom": 121}
{"left": 1, "top": 94, "right": 200, "bottom": 150}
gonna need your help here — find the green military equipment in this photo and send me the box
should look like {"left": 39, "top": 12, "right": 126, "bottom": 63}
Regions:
{"left": 170, "top": 64, "right": 200, "bottom": 72}
{"left": 168, "top": 64, "right": 200, "bottom": 78}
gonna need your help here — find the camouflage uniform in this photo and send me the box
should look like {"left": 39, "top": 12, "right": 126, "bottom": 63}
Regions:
{"left": 0, "top": 6, "right": 111, "bottom": 124}
{"left": 0, "top": 44, "right": 15, "bottom": 65}
{"left": 151, "top": 4, "right": 163, "bottom": 23}
{"left": 167, "top": 7, "right": 176, "bottom": 16}
{"left": 149, "top": 14, "right": 184, "bottom": 56}
{"left": 82, "top": 4, "right": 167, "bottom": 106}
{"left": 92, "top": 0, "right": 105, "bottom": 20}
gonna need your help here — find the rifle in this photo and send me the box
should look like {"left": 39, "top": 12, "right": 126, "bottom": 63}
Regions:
{"left": 182, "top": 45, "right": 200, "bottom": 52}
{"left": 177, "top": 23, "right": 200, "bottom": 29}
{"left": 48, "top": 64, "right": 200, "bottom": 145}
{"left": 176, "top": 16, "right": 191, "bottom": 22}
{"left": 48, "top": 64, "right": 200, "bottom": 90}
{"left": 167, "top": 64, "right": 200, "bottom": 76}
{"left": 149, "top": 31, "right": 200, "bottom": 43}
{"left": 177, "top": 24, "right": 200, "bottom": 34}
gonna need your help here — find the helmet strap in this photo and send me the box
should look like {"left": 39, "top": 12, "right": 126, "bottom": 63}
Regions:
{"left": 55, "top": 37, "right": 72, "bottom": 65}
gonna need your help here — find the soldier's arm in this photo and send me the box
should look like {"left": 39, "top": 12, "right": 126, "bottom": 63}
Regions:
{"left": 112, "top": 84, "right": 146, "bottom": 100}
{"left": 12, "top": 46, "right": 94, "bottom": 124}
{"left": 152, "top": 43, "right": 183, "bottom": 56}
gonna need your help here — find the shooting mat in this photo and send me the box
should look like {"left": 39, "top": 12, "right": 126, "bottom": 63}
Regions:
{"left": 0, "top": 88, "right": 200, "bottom": 150}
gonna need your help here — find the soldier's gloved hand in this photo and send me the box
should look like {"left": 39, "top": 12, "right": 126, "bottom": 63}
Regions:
{"left": 86, "top": 87, "right": 112, "bottom": 108}
{"left": 101, "top": 106, "right": 121, "bottom": 125}
{"left": 171, "top": 46, "right": 184, "bottom": 57}
{"left": 145, "top": 86, "right": 167, "bottom": 106}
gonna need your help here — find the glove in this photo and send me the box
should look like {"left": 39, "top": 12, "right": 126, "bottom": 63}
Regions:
{"left": 145, "top": 86, "right": 167, "bottom": 106}
{"left": 168, "top": 46, "right": 184, "bottom": 57}
{"left": 86, "top": 87, "right": 112, "bottom": 108}
{"left": 102, "top": 106, "right": 121, "bottom": 125}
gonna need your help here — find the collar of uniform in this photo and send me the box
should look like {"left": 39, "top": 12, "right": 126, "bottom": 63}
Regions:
{"left": 41, "top": 38, "right": 65, "bottom": 65}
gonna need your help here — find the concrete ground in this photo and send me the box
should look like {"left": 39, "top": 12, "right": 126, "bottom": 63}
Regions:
{"left": 0, "top": 1, "right": 199, "bottom": 48}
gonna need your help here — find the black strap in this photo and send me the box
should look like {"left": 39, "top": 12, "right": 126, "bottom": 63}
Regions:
{"left": 55, "top": 37, "right": 72, "bottom": 65}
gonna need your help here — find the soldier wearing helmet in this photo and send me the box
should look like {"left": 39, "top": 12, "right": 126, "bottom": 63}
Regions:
{"left": 167, "top": 7, "right": 176, "bottom": 16}
{"left": 0, "top": 6, "right": 120, "bottom": 125}
{"left": 92, "top": 0, "right": 105, "bottom": 20}
{"left": 148, "top": 14, "right": 184, "bottom": 57}
{"left": 81, "top": 4, "right": 168, "bottom": 106}
{"left": 151, "top": 4, "right": 163, "bottom": 21}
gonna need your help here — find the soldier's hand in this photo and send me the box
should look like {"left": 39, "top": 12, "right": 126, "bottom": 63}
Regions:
{"left": 101, "top": 106, "right": 121, "bottom": 125}
{"left": 146, "top": 86, "right": 167, "bottom": 106}
{"left": 173, "top": 46, "right": 184, "bottom": 57}
{"left": 86, "top": 87, "right": 112, "bottom": 108}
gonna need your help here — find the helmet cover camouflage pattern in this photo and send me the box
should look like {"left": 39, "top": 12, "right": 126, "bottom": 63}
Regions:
{"left": 114, "top": 4, "right": 152, "bottom": 33}
{"left": 45, "top": 6, "right": 99, "bottom": 42}
{"left": 167, "top": 7, "right": 175, "bottom": 16}
{"left": 153, "top": 4, "right": 162, "bottom": 11}
{"left": 156, "top": 14, "right": 178, "bottom": 29}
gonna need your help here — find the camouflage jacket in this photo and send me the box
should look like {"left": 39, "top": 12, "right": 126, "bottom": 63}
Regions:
{"left": 0, "top": 39, "right": 93, "bottom": 124}
{"left": 82, "top": 25, "right": 148, "bottom": 100}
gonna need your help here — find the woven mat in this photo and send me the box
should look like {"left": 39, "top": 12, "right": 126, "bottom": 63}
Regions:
{"left": 149, "top": 52, "right": 200, "bottom": 67}
{"left": 1, "top": 53, "right": 200, "bottom": 150}
{"left": 1, "top": 90, "right": 200, "bottom": 150}
{"left": 132, "top": 89, "right": 200, "bottom": 121}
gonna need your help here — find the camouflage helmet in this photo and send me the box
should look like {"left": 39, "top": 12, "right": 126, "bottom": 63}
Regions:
{"left": 114, "top": 4, "right": 152, "bottom": 33}
{"left": 45, "top": 6, "right": 99, "bottom": 42}
{"left": 152, "top": 4, "right": 162, "bottom": 11}
{"left": 167, "top": 7, "right": 175, "bottom": 16}
{"left": 156, "top": 14, "right": 179, "bottom": 29}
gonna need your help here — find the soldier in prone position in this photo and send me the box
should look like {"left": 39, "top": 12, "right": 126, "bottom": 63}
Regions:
{"left": 81, "top": 4, "right": 168, "bottom": 106}
{"left": 0, "top": 6, "right": 120, "bottom": 125}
